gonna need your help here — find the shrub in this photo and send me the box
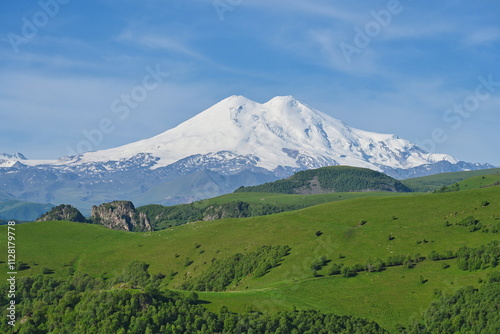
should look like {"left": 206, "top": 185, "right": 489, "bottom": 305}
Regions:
{"left": 328, "top": 263, "right": 344, "bottom": 275}
{"left": 342, "top": 266, "right": 356, "bottom": 278}
{"left": 16, "top": 261, "right": 30, "bottom": 271}
{"left": 183, "top": 258, "right": 193, "bottom": 267}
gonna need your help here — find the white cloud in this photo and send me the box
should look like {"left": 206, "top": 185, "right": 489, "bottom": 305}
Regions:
{"left": 116, "top": 29, "right": 208, "bottom": 61}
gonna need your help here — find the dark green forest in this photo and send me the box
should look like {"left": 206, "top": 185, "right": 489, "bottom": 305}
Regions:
{"left": 235, "top": 166, "right": 413, "bottom": 194}
{"left": 404, "top": 273, "right": 500, "bottom": 333}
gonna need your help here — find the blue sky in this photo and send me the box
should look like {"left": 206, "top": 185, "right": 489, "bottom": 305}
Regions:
{"left": 1, "top": 0, "right": 499, "bottom": 166}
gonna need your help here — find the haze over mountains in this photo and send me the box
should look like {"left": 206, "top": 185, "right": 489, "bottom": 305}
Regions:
{"left": 0, "top": 96, "right": 494, "bottom": 214}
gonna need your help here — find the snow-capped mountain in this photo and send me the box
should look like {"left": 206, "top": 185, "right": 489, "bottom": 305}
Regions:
{"left": 0, "top": 96, "right": 494, "bottom": 213}
{"left": 62, "top": 95, "right": 456, "bottom": 171}
{"left": 0, "top": 152, "right": 27, "bottom": 167}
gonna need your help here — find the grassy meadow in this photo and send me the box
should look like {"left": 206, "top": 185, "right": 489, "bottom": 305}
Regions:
{"left": 2, "top": 183, "right": 499, "bottom": 331}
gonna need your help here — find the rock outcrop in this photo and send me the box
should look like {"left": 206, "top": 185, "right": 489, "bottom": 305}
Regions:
{"left": 36, "top": 204, "right": 86, "bottom": 223}
{"left": 91, "top": 201, "right": 152, "bottom": 232}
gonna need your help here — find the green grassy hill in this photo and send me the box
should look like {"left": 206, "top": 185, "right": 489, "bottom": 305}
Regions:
{"left": 3, "top": 186, "right": 499, "bottom": 331}
{"left": 116, "top": 167, "right": 500, "bottom": 230}
{"left": 138, "top": 191, "right": 414, "bottom": 230}
{"left": 137, "top": 166, "right": 416, "bottom": 230}
{"left": 457, "top": 173, "right": 500, "bottom": 189}
{"left": 429, "top": 173, "right": 500, "bottom": 194}
{"left": 235, "top": 166, "right": 413, "bottom": 194}
{"left": 401, "top": 167, "right": 500, "bottom": 192}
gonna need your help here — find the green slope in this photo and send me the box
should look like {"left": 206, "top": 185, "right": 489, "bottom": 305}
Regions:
{"left": 138, "top": 191, "right": 415, "bottom": 230}
{"left": 138, "top": 166, "right": 500, "bottom": 230}
{"left": 137, "top": 165, "right": 417, "bottom": 230}
{"left": 192, "top": 191, "right": 411, "bottom": 207}
{"left": 138, "top": 167, "right": 500, "bottom": 230}
{"left": 453, "top": 173, "right": 500, "bottom": 191}
{"left": 2, "top": 186, "right": 499, "bottom": 331}
{"left": 432, "top": 173, "right": 500, "bottom": 194}
{"left": 402, "top": 167, "right": 500, "bottom": 192}
{"left": 196, "top": 262, "right": 490, "bottom": 331}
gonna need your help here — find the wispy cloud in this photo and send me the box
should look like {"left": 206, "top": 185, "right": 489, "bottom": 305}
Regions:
{"left": 116, "top": 29, "right": 208, "bottom": 61}
{"left": 463, "top": 28, "right": 500, "bottom": 46}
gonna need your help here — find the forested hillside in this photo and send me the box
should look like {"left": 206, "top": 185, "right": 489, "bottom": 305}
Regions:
{"left": 0, "top": 265, "right": 389, "bottom": 334}
{"left": 235, "top": 166, "right": 413, "bottom": 194}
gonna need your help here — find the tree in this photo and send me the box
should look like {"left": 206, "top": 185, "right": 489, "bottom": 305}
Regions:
{"left": 16, "top": 261, "right": 30, "bottom": 271}
{"left": 187, "top": 292, "right": 199, "bottom": 304}
{"left": 328, "top": 263, "right": 344, "bottom": 275}
{"left": 116, "top": 261, "right": 150, "bottom": 288}
{"left": 342, "top": 266, "right": 356, "bottom": 278}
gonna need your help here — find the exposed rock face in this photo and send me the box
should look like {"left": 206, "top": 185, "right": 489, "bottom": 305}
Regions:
{"left": 91, "top": 201, "right": 152, "bottom": 232}
{"left": 36, "top": 204, "right": 86, "bottom": 223}
{"left": 202, "top": 201, "right": 250, "bottom": 221}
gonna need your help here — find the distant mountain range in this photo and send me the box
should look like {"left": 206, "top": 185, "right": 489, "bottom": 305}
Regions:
{"left": 0, "top": 96, "right": 494, "bottom": 215}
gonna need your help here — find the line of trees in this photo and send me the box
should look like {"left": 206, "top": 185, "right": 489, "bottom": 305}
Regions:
{"left": 321, "top": 253, "right": 426, "bottom": 278}
{"left": 334, "top": 241, "right": 498, "bottom": 277}
{"left": 321, "top": 240, "right": 499, "bottom": 279}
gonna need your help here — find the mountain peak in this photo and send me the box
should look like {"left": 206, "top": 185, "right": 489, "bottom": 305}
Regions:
{"left": 265, "top": 95, "right": 302, "bottom": 109}
{"left": 1, "top": 152, "right": 27, "bottom": 160}
{"left": 215, "top": 95, "right": 254, "bottom": 107}
{"left": 72, "top": 95, "right": 460, "bottom": 173}
{"left": 217, "top": 95, "right": 302, "bottom": 112}
{"left": 267, "top": 95, "right": 296, "bottom": 102}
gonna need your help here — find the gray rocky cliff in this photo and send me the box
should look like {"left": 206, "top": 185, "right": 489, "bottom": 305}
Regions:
{"left": 91, "top": 201, "right": 152, "bottom": 232}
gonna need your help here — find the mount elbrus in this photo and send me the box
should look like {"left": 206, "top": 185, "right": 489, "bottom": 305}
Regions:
{"left": 0, "top": 96, "right": 493, "bottom": 213}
